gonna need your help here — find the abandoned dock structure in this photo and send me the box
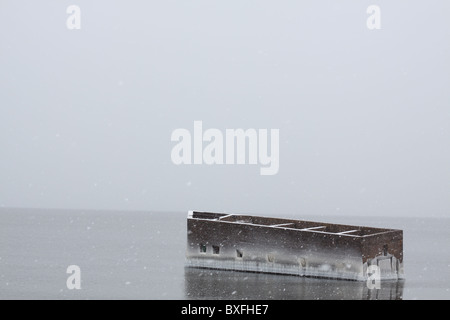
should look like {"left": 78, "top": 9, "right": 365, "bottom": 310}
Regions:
{"left": 186, "top": 211, "right": 404, "bottom": 281}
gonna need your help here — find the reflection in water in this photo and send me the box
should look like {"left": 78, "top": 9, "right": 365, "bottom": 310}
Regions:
{"left": 185, "top": 267, "right": 404, "bottom": 300}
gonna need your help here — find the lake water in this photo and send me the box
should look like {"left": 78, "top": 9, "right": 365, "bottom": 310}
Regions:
{"left": 0, "top": 208, "right": 449, "bottom": 300}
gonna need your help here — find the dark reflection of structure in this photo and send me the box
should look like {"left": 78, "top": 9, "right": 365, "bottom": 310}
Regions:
{"left": 184, "top": 267, "right": 404, "bottom": 300}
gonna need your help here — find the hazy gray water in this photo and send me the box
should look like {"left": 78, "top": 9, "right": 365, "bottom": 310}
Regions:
{"left": 0, "top": 208, "right": 449, "bottom": 300}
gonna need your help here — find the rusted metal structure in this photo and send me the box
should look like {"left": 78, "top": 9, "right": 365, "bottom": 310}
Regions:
{"left": 186, "top": 211, "right": 404, "bottom": 281}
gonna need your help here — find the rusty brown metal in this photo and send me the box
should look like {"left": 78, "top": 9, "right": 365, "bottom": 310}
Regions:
{"left": 186, "top": 211, "right": 404, "bottom": 281}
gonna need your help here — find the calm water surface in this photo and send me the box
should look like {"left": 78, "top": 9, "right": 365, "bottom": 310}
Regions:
{"left": 0, "top": 208, "right": 449, "bottom": 300}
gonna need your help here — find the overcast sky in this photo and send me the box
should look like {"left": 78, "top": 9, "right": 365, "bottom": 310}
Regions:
{"left": 0, "top": 1, "right": 449, "bottom": 217}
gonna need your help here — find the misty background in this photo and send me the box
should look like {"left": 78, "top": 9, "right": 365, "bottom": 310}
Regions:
{"left": 0, "top": 1, "right": 449, "bottom": 217}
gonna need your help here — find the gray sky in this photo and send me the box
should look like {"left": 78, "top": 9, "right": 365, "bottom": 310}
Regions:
{"left": 0, "top": 1, "right": 449, "bottom": 217}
